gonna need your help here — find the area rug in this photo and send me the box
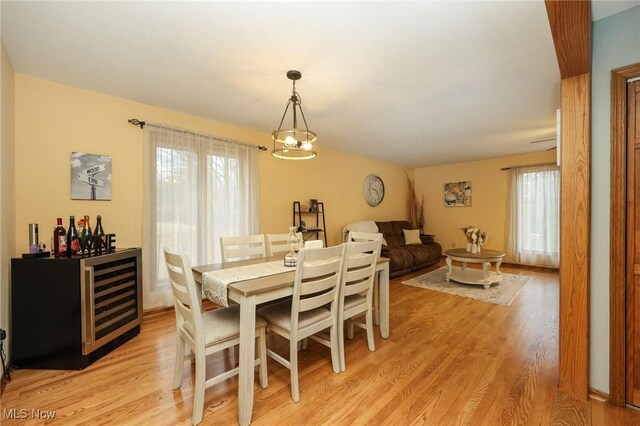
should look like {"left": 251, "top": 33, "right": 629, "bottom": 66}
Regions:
{"left": 401, "top": 267, "right": 530, "bottom": 306}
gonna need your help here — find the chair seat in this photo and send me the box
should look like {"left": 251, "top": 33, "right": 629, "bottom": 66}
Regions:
{"left": 344, "top": 294, "right": 367, "bottom": 311}
{"left": 182, "top": 305, "right": 266, "bottom": 345}
{"left": 258, "top": 300, "right": 331, "bottom": 332}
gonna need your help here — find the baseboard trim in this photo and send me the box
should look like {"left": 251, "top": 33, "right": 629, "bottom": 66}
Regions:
{"left": 589, "top": 388, "right": 609, "bottom": 402}
{"left": 143, "top": 305, "right": 174, "bottom": 318}
{"left": 143, "top": 299, "right": 219, "bottom": 319}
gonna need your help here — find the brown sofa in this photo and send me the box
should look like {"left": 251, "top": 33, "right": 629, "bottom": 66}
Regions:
{"left": 376, "top": 221, "right": 442, "bottom": 278}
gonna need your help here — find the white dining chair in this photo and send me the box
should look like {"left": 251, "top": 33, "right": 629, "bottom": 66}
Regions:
{"left": 346, "top": 231, "right": 384, "bottom": 255}
{"left": 266, "top": 232, "right": 303, "bottom": 257}
{"left": 220, "top": 234, "right": 266, "bottom": 262}
{"left": 347, "top": 231, "right": 384, "bottom": 324}
{"left": 338, "top": 238, "right": 382, "bottom": 372}
{"left": 303, "top": 239, "right": 324, "bottom": 249}
{"left": 163, "top": 249, "right": 268, "bottom": 425}
{"left": 257, "top": 244, "right": 345, "bottom": 402}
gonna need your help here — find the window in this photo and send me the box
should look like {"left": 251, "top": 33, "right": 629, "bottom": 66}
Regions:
{"left": 143, "top": 125, "right": 259, "bottom": 308}
{"left": 506, "top": 165, "right": 560, "bottom": 268}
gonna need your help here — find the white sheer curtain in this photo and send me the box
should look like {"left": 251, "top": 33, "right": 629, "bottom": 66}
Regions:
{"left": 505, "top": 164, "right": 560, "bottom": 268}
{"left": 142, "top": 124, "right": 260, "bottom": 309}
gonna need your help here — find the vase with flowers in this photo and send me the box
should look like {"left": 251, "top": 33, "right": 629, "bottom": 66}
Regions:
{"left": 460, "top": 226, "right": 488, "bottom": 253}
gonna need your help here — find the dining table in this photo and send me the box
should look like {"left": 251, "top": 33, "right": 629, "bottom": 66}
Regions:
{"left": 192, "top": 253, "right": 390, "bottom": 426}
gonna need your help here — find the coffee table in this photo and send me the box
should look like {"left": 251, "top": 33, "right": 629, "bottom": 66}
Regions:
{"left": 444, "top": 248, "right": 505, "bottom": 289}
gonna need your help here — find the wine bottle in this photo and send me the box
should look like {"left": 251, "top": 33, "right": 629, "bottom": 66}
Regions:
{"left": 94, "top": 215, "right": 105, "bottom": 243}
{"left": 67, "top": 216, "right": 80, "bottom": 256}
{"left": 53, "top": 218, "right": 67, "bottom": 258}
{"left": 81, "top": 215, "right": 92, "bottom": 254}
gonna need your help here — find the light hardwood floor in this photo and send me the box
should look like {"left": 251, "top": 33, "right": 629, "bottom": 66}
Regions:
{"left": 2, "top": 261, "right": 640, "bottom": 425}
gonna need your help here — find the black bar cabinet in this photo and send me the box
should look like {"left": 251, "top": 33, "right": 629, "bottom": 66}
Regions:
{"left": 11, "top": 248, "right": 142, "bottom": 370}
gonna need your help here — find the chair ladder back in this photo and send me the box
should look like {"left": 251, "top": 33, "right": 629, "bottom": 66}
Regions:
{"left": 344, "top": 264, "right": 376, "bottom": 297}
{"left": 341, "top": 240, "right": 381, "bottom": 300}
{"left": 220, "top": 235, "right": 266, "bottom": 262}
{"left": 266, "top": 232, "right": 302, "bottom": 257}
{"left": 291, "top": 245, "right": 345, "bottom": 324}
{"left": 163, "top": 250, "right": 204, "bottom": 344}
{"left": 347, "top": 231, "right": 384, "bottom": 255}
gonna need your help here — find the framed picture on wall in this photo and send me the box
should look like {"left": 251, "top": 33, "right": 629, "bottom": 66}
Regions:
{"left": 444, "top": 181, "right": 471, "bottom": 207}
{"left": 70, "top": 152, "right": 112, "bottom": 200}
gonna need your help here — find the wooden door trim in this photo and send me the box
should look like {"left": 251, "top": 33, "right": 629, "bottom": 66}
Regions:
{"left": 610, "top": 62, "right": 640, "bottom": 406}
{"left": 545, "top": 0, "right": 592, "bottom": 400}
{"left": 544, "top": 0, "right": 591, "bottom": 79}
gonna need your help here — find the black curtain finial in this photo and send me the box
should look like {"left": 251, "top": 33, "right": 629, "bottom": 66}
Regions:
{"left": 128, "top": 118, "right": 145, "bottom": 129}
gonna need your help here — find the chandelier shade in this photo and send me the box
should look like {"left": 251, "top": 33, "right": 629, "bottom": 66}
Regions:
{"left": 272, "top": 70, "right": 317, "bottom": 160}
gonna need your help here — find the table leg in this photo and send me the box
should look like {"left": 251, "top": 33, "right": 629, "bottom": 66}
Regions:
{"left": 373, "top": 273, "right": 380, "bottom": 326}
{"left": 445, "top": 256, "right": 452, "bottom": 282}
{"left": 238, "top": 295, "right": 257, "bottom": 426}
{"left": 482, "top": 262, "right": 490, "bottom": 289}
{"left": 379, "top": 263, "right": 390, "bottom": 339}
{"left": 461, "top": 261, "right": 467, "bottom": 271}
{"left": 496, "top": 259, "right": 503, "bottom": 276}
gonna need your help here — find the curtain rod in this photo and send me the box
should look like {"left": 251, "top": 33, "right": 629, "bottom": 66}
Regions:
{"left": 500, "top": 161, "right": 557, "bottom": 171}
{"left": 127, "top": 119, "right": 267, "bottom": 151}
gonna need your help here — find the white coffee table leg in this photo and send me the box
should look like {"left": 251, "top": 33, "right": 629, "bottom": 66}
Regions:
{"left": 496, "top": 259, "right": 502, "bottom": 276}
{"left": 461, "top": 261, "right": 467, "bottom": 271}
{"left": 446, "top": 257, "right": 452, "bottom": 282}
{"left": 482, "top": 262, "right": 490, "bottom": 289}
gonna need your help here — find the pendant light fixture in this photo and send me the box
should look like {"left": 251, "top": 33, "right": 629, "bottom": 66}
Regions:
{"left": 272, "top": 70, "right": 317, "bottom": 160}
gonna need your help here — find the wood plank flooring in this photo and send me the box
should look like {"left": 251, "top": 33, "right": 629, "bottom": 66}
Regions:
{"left": 2, "top": 261, "right": 640, "bottom": 425}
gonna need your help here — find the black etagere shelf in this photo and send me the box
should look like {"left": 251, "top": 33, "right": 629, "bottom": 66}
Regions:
{"left": 293, "top": 201, "right": 327, "bottom": 247}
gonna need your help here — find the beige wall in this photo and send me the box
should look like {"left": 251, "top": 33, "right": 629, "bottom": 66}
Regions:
{"left": 413, "top": 150, "right": 557, "bottom": 253}
{"left": 1, "top": 44, "right": 17, "bottom": 370}
{"left": 14, "top": 74, "right": 410, "bottom": 255}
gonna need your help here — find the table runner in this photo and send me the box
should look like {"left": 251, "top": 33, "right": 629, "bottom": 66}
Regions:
{"left": 202, "top": 260, "right": 292, "bottom": 307}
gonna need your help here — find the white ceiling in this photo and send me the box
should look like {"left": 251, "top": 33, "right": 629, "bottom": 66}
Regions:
{"left": 0, "top": 1, "right": 572, "bottom": 167}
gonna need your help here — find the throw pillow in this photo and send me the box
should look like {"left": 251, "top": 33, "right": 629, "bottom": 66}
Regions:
{"left": 403, "top": 229, "right": 422, "bottom": 245}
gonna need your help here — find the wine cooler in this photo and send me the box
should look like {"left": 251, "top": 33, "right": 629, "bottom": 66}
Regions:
{"left": 11, "top": 248, "right": 142, "bottom": 370}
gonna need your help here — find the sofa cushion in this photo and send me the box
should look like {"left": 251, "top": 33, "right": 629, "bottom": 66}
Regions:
{"left": 381, "top": 246, "right": 414, "bottom": 273}
{"left": 403, "top": 229, "right": 422, "bottom": 245}
{"left": 376, "top": 220, "right": 412, "bottom": 248}
{"left": 419, "top": 234, "right": 434, "bottom": 244}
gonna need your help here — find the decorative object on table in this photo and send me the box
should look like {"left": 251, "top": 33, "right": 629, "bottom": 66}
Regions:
{"left": 301, "top": 203, "right": 309, "bottom": 212}
{"left": 88, "top": 235, "right": 104, "bottom": 256}
{"left": 105, "top": 234, "right": 116, "bottom": 253}
{"left": 298, "top": 220, "right": 307, "bottom": 232}
{"left": 66, "top": 215, "right": 81, "bottom": 256}
{"left": 70, "top": 152, "right": 112, "bottom": 201}
{"left": 460, "top": 225, "right": 487, "bottom": 253}
{"left": 284, "top": 226, "right": 298, "bottom": 267}
{"left": 94, "top": 215, "right": 106, "bottom": 244}
{"left": 28, "top": 223, "right": 39, "bottom": 254}
{"left": 271, "top": 70, "right": 318, "bottom": 160}
{"left": 444, "top": 181, "right": 472, "bottom": 207}
{"left": 309, "top": 199, "right": 319, "bottom": 212}
{"left": 363, "top": 174, "right": 385, "bottom": 206}
{"left": 22, "top": 223, "right": 49, "bottom": 258}
{"left": 53, "top": 218, "right": 67, "bottom": 258}
{"left": 79, "top": 215, "right": 93, "bottom": 255}
{"left": 402, "top": 267, "right": 530, "bottom": 306}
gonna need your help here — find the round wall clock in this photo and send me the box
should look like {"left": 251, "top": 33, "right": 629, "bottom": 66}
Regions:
{"left": 363, "top": 174, "right": 385, "bottom": 206}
